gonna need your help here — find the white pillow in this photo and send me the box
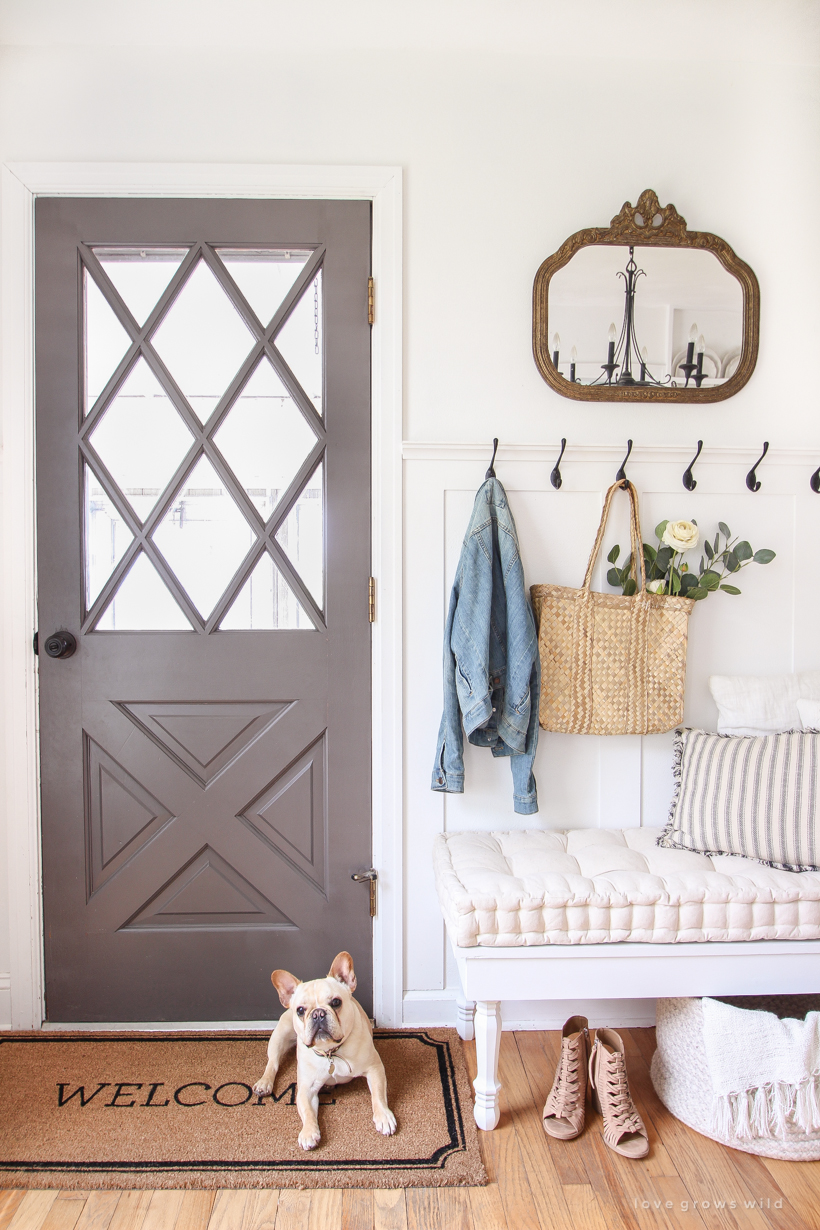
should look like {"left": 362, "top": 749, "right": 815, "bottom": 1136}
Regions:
{"left": 709, "top": 671, "right": 820, "bottom": 736}
{"left": 797, "top": 698, "right": 820, "bottom": 731}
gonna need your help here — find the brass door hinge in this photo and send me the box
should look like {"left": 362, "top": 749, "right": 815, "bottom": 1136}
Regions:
{"left": 368, "top": 576, "right": 376, "bottom": 622}
{"left": 367, "top": 276, "right": 375, "bottom": 325}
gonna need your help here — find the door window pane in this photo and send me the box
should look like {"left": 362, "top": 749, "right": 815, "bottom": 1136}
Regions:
{"left": 216, "top": 248, "right": 311, "bottom": 328}
{"left": 151, "top": 259, "right": 256, "bottom": 421}
{"left": 275, "top": 462, "right": 324, "bottom": 609}
{"left": 152, "top": 455, "right": 255, "bottom": 618}
{"left": 220, "top": 552, "right": 311, "bottom": 630}
{"left": 97, "top": 552, "right": 193, "bottom": 631}
{"left": 212, "top": 359, "right": 318, "bottom": 523}
{"left": 275, "top": 270, "right": 323, "bottom": 416}
{"left": 95, "top": 247, "right": 188, "bottom": 326}
{"left": 84, "top": 271, "right": 132, "bottom": 412}
{"left": 84, "top": 464, "right": 134, "bottom": 610}
{"left": 88, "top": 357, "right": 195, "bottom": 524}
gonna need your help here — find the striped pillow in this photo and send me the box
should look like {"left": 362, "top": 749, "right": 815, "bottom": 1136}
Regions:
{"left": 658, "top": 728, "right": 820, "bottom": 872}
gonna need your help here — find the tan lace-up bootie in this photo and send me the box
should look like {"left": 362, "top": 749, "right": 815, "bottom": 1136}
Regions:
{"left": 588, "top": 1027, "right": 649, "bottom": 1158}
{"left": 542, "top": 1015, "right": 590, "bottom": 1140}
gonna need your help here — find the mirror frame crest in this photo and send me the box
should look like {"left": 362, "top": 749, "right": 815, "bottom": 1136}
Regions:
{"left": 533, "top": 189, "right": 760, "bottom": 403}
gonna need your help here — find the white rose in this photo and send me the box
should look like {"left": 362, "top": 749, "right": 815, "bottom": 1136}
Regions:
{"left": 647, "top": 579, "right": 666, "bottom": 594}
{"left": 662, "top": 520, "right": 699, "bottom": 553}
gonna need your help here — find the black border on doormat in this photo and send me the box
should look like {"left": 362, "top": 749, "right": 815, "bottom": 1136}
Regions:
{"left": 0, "top": 1029, "right": 476, "bottom": 1179}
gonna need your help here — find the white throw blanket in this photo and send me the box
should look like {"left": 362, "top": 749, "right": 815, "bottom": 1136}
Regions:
{"left": 702, "top": 997, "right": 820, "bottom": 1140}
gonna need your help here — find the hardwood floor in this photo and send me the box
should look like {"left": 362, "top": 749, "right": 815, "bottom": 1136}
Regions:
{"left": 3, "top": 1029, "right": 819, "bottom": 1230}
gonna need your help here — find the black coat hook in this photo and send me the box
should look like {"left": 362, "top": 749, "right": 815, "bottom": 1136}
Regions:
{"left": 550, "top": 438, "right": 567, "bottom": 490}
{"left": 682, "top": 440, "right": 703, "bottom": 491}
{"left": 616, "top": 439, "right": 633, "bottom": 485}
{"left": 485, "top": 438, "right": 499, "bottom": 480}
{"left": 811, "top": 463, "right": 820, "bottom": 493}
{"left": 746, "top": 442, "right": 769, "bottom": 492}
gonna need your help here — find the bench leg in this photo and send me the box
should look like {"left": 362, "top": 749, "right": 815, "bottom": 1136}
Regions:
{"left": 473, "top": 1000, "right": 502, "bottom": 1130}
{"left": 456, "top": 995, "right": 476, "bottom": 1041}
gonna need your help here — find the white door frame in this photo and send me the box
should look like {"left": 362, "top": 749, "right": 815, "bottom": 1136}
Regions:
{"left": 0, "top": 162, "right": 403, "bottom": 1029}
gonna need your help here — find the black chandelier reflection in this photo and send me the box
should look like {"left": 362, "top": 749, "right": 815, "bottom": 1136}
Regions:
{"left": 552, "top": 245, "right": 709, "bottom": 389}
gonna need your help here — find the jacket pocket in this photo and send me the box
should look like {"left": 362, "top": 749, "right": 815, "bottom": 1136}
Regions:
{"left": 512, "top": 687, "right": 531, "bottom": 726}
{"left": 455, "top": 662, "right": 474, "bottom": 710}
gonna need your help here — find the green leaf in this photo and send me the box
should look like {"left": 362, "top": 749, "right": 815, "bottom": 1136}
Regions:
{"left": 655, "top": 520, "right": 669, "bottom": 541}
{"left": 753, "top": 548, "right": 776, "bottom": 564}
{"left": 623, "top": 578, "right": 637, "bottom": 597}
{"left": 718, "top": 522, "right": 731, "bottom": 539}
{"left": 680, "top": 572, "right": 698, "bottom": 594}
{"left": 607, "top": 567, "right": 621, "bottom": 588}
{"left": 735, "top": 540, "right": 753, "bottom": 562}
{"left": 687, "top": 586, "right": 709, "bottom": 601}
{"left": 704, "top": 540, "right": 714, "bottom": 560}
{"left": 643, "top": 542, "right": 657, "bottom": 563}
{"left": 607, "top": 544, "right": 620, "bottom": 564}
{"left": 700, "top": 570, "right": 721, "bottom": 590}
{"left": 713, "top": 532, "right": 720, "bottom": 556}
{"left": 656, "top": 546, "right": 673, "bottom": 570}
{"left": 699, "top": 555, "right": 705, "bottom": 575}
{"left": 725, "top": 552, "right": 740, "bottom": 572}
{"left": 720, "top": 584, "right": 742, "bottom": 595}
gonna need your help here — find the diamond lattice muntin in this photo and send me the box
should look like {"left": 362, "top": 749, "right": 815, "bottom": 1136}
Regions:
{"left": 212, "top": 358, "right": 318, "bottom": 523}
{"left": 81, "top": 242, "right": 327, "bottom": 634}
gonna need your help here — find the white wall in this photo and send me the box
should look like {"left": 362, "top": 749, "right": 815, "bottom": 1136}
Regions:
{"left": 1, "top": 0, "right": 818, "bottom": 1028}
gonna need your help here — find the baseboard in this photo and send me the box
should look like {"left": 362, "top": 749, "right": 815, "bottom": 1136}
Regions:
{"left": 0, "top": 973, "right": 10, "bottom": 1030}
{"left": 40, "top": 1020, "right": 275, "bottom": 1031}
{"left": 402, "top": 990, "right": 657, "bottom": 1030}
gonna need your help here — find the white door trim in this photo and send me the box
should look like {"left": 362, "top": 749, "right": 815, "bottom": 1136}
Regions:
{"left": 0, "top": 162, "right": 403, "bottom": 1029}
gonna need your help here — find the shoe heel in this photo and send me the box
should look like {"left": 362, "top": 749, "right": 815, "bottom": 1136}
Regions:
{"left": 587, "top": 1038, "right": 601, "bottom": 1114}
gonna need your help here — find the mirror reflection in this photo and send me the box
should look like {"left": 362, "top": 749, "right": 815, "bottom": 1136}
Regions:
{"left": 547, "top": 244, "right": 743, "bottom": 389}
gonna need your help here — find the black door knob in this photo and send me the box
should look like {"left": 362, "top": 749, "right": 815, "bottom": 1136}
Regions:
{"left": 44, "top": 631, "right": 77, "bottom": 659}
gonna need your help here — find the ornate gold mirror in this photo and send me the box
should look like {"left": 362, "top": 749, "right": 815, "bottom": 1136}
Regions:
{"left": 533, "top": 190, "right": 759, "bottom": 403}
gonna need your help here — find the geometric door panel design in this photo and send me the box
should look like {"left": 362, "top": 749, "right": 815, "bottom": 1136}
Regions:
{"left": 120, "top": 845, "right": 296, "bottom": 931}
{"left": 114, "top": 700, "right": 294, "bottom": 788}
{"left": 84, "top": 735, "right": 174, "bottom": 896}
{"left": 239, "top": 732, "right": 327, "bottom": 897}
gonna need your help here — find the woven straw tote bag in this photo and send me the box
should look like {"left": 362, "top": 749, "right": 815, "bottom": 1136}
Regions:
{"left": 530, "top": 480, "right": 694, "bottom": 735}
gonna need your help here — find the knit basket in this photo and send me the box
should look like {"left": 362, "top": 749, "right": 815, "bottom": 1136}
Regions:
{"left": 530, "top": 480, "right": 693, "bottom": 736}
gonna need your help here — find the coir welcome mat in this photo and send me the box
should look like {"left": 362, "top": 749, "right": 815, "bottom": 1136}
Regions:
{"left": 0, "top": 1029, "right": 485, "bottom": 1190}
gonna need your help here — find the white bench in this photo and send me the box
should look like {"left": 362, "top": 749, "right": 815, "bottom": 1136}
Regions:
{"left": 434, "top": 828, "right": 820, "bottom": 1130}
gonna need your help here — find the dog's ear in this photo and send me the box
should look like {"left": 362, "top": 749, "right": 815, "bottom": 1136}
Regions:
{"left": 271, "top": 969, "right": 301, "bottom": 1008}
{"left": 328, "top": 951, "right": 357, "bottom": 992}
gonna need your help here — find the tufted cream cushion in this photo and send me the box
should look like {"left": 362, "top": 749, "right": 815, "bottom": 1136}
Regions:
{"left": 433, "top": 828, "right": 820, "bottom": 947}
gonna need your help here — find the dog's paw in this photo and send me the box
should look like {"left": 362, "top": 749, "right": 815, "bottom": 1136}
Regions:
{"left": 253, "top": 1079, "right": 274, "bottom": 1097}
{"left": 373, "top": 1107, "right": 397, "bottom": 1136}
{"left": 298, "top": 1127, "right": 322, "bottom": 1151}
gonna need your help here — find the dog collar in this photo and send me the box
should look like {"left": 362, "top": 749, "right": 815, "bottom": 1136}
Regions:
{"left": 313, "top": 1042, "right": 349, "bottom": 1077}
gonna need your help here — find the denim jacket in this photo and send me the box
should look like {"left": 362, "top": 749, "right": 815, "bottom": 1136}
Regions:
{"left": 431, "top": 478, "right": 540, "bottom": 814}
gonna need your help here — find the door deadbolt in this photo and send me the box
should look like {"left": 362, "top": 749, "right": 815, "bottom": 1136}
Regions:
{"left": 351, "top": 868, "right": 378, "bottom": 917}
{"left": 44, "top": 631, "right": 77, "bottom": 659}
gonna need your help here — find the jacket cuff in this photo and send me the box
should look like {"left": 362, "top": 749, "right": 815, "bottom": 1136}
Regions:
{"left": 513, "top": 790, "right": 539, "bottom": 815}
{"left": 431, "top": 770, "right": 464, "bottom": 793}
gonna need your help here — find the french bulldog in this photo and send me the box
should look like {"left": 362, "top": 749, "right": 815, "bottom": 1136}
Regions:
{"left": 253, "top": 950, "right": 397, "bottom": 1151}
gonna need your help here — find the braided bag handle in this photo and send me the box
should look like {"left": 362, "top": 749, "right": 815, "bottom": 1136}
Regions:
{"left": 581, "top": 480, "right": 645, "bottom": 594}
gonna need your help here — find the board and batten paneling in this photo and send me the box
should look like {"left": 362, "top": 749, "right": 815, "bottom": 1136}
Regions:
{"left": 403, "top": 444, "right": 808, "bottom": 1028}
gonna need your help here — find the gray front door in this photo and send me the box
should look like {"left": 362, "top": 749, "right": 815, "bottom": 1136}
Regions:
{"left": 35, "top": 197, "right": 373, "bottom": 1021}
